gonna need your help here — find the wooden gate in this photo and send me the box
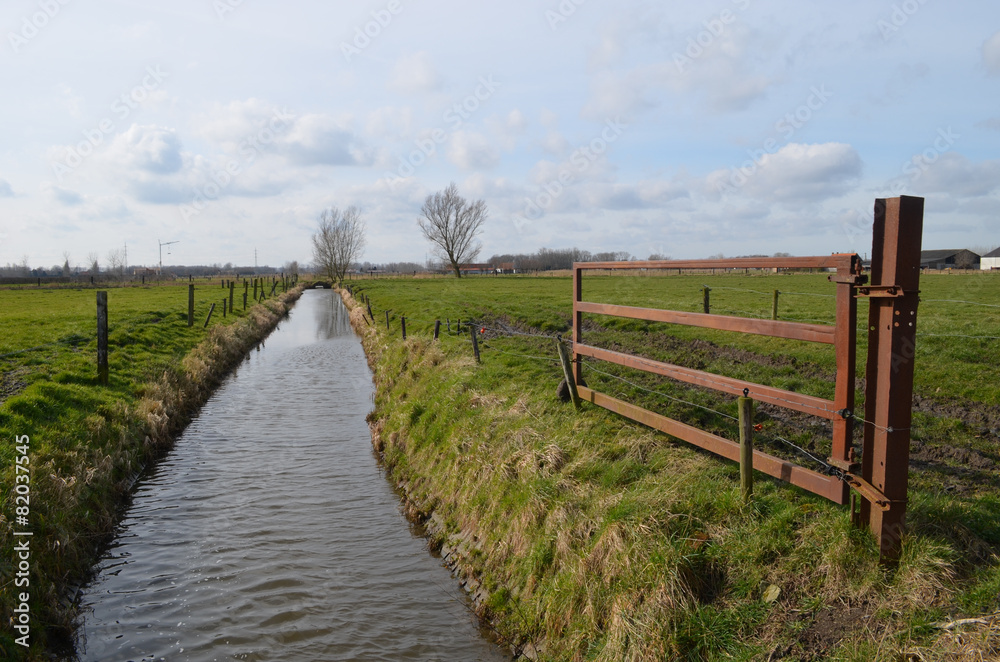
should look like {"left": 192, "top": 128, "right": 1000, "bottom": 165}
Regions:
{"left": 570, "top": 196, "right": 923, "bottom": 560}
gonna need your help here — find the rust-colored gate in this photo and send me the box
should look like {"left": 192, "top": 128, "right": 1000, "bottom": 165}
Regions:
{"left": 570, "top": 196, "right": 923, "bottom": 559}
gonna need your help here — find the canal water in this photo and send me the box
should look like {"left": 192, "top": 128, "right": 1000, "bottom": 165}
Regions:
{"left": 77, "top": 290, "right": 507, "bottom": 661}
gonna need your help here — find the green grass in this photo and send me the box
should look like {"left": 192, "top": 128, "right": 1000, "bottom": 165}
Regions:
{"left": 0, "top": 278, "right": 299, "bottom": 660}
{"left": 348, "top": 272, "right": 1000, "bottom": 661}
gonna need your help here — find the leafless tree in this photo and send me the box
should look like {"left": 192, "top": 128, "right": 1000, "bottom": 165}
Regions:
{"left": 106, "top": 248, "right": 127, "bottom": 281}
{"left": 62, "top": 251, "right": 72, "bottom": 276}
{"left": 87, "top": 252, "right": 100, "bottom": 276}
{"left": 418, "top": 182, "right": 488, "bottom": 278}
{"left": 312, "top": 206, "right": 366, "bottom": 283}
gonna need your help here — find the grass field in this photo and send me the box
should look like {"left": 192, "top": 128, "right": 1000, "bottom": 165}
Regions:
{"left": 347, "top": 271, "right": 1000, "bottom": 661}
{"left": 0, "top": 278, "right": 299, "bottom": 659}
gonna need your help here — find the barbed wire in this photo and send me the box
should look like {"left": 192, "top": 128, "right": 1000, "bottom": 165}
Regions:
{"left": 581, "top": 359, "right": 739, "bottom": 422}
{"left": 921, "top": 298, "right": 1000, "bottom": 310}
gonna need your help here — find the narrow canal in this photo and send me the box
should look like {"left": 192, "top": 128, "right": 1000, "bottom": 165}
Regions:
{"left": 77, "top": 289, "right": 508, "bottom": 661}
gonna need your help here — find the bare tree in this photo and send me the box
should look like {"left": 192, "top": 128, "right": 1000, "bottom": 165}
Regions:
{"left": 418, "top": 182, "right": 488, "bottom": 278}
{"left": 87, "top": 252, "right": 100, "bottom": 276}
{"left": 312, "top": 206, "right": 366, "bottom": 283}
{"left": 62, "top": 251, "right": 72, "bottom": 276}
{"left": 106, "top": 248, "right": 127, "bottom": 281}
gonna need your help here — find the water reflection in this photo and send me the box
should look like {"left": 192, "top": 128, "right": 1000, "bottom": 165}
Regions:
{"left": 78, "top": 290, "right": 507, "bottom": 662}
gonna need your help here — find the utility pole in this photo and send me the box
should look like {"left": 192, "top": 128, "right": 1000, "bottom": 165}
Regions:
{"left": 158, "top": 239, "right": 179, "bottom": 275}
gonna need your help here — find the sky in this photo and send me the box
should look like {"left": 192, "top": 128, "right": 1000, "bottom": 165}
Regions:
{"left": 1, "top": 0, "right": 999, "bottom": 270}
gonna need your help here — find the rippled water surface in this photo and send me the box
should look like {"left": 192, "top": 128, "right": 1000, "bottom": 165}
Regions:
{"left": 78, "top": 290, "right": 507, "bottom": 662}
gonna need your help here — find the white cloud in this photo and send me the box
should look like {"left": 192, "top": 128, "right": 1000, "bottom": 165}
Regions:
{"left": 365, "top": 106, "right": 415, "bottom": 141}
{"left": 917, "top": 152, "right": 1000, "bottom": 197}
{"left": 41, "top": 183, "right": 83, "bottom": 205}
{"left": 721, "top": 142, "right": 862, "bottom": 202}
{"left": 109, "top": 124, "right": 184, "bottom": 174}
{"left": 388, "top": 51, "right": 441, "bottom": 95}
{"left": 281, "top": 114, "right": 371, "bottom": 166}
{"left": 984, "top": 30, "right": 1000, "bottom": 75}
{"left": 0, "top": 179, "right": 13, "bottom": 197}
{"left": 447, "top": 130, "right": 499, "bottom": 170}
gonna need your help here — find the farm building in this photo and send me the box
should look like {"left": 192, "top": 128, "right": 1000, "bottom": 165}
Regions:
{"left": 980, "top": 247, "right": 1000, "bottom": 270}
{"left": 919, "top": 249, "right": 980, "bottom": 270}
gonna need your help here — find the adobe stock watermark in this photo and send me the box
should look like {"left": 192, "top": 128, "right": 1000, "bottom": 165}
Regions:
{"left": 877, "top": 0, "right": 932, "bottom": 41}
{"left": 674, "top": 0, "right": 752, "bottom": 74}
{"left": 716, "top": 84, "right": 833, "bottom": 194}
{"left": 213, "top": 0, "right": 246, "bottom": 21}
{"left": 841, "top": 126, "right": 958, "bottom": 243}
{"left": 545, "top": 0, "right": 587, "bottom": 31}
{"left": 382, "top": 75, "right": 500, "bottom": 186}
{"left": 8, "top": 0, "right": 72, "bottom": 53}
{"left": 51, "top": 66, "right": 169, "bottom": 183}
{"left": 519, "top": 117, "right": 627, "bottom": 224}
{"left": 179, "top": 107, "right": 296, "bottom": 222}
{"left": 340, "top": 0, "right": 405, "bottom": 62}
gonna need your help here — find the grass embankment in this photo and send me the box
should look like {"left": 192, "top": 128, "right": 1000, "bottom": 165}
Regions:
{"left": 344, "top": 272, "right": 1000, "bottom": 661}
{"left": 0, "top": 279, "right": 302, "bottom": 660}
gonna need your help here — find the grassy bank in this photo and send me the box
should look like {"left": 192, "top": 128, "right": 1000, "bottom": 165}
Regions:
{"left": 0, "top": 280, "right": 302, "bottom": 660}
{"left": 345, "top": 273, "right": 999, "bottom": 661}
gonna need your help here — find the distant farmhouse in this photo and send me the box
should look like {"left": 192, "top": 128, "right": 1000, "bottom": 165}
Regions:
{"left": 981, "top": 247, "right": 1000, "bottom": 270}
{"left": 919, "top": 249, "right": 980, "bottom": 270}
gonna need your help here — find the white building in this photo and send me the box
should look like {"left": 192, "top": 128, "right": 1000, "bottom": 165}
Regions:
{"left": 981, "top": 247, "right": 1000, "bottom": 271}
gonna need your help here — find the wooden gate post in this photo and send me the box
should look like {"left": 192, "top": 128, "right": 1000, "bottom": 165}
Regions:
{"left": 188, "top": 284, "right": 195, "bottom": 327}
{"left": 859, "top": 195, "right": 923, "bottom": 562}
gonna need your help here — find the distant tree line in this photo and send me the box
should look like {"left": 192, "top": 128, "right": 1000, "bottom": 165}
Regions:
{"left": 485, "top": 248, "right": 638, "bottom": 272}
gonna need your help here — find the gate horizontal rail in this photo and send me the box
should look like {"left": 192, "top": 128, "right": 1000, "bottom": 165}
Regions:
{"left": 569, "top": 196, "right": 924, "bottom": 561}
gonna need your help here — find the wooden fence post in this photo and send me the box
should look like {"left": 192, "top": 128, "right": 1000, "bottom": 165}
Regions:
{"left": 222, "top": 298, "right": 227, "bottom": 318}
{"left": 204, "top": 303, "right": 216, "bottom": 328}
{"left": 188, "top": 284, "right": 195, "bottom": 327}
{"left": 96, "top": 291, "right": 108, "bottom": 385}
{"left": 401, "top": 316, "right": 406, "bottom": 339}
{"left": 470, "top": 325, "right": 480, "bottom": 363}
{"left": 229, "top": 281, "right": 235, "bottom": 312}
{"left": 434, "top": 320, "right": 441, "bottom": 340}
{"left": 368, "top": 301, "right": 374, "bottom": 320}
{"left": 703, "top": 286, "right": 711, "bottom": 314}
{"left": 556, "top": 339, "right": 580, "bottom": 409}
{"left": 385, "top": 310, "right": 390, "bottom": 331}
{"left": 772, "top": 290, "right": 780, "bottom": 320}
{"left": 859, "top": 195, "right": 924, "bottom": 562}
{"left": 738, "top": 396, "right": 754, "bottom": 502}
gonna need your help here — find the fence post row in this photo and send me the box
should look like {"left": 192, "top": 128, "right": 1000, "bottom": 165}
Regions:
{"left": 566, "top": 196, "right": 923, "bottom": 562}
{"left": 738, "top": 395, "right": 753, "bottom": 502}
{"left": 470, "top": 325, "right": 480, "bottom": 363}
{"left": 188, "top": 284, "right": 195, "bottom": 327}
{"left": 96, "top": 291, "right": 109, "bottom": 385}
{"left": 556, "top": 338, "right": 581, "bottom": 409}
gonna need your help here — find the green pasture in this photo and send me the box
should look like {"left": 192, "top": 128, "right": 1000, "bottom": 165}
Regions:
{"left": 351, "top": 271, "right": 1000, "bottom": 660}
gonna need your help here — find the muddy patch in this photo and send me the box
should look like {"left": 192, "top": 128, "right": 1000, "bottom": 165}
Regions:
{"left": 766, "top": 604, "right": 874, "bottom": 661}
{"left": 0, "top": 368, "right": 29, "bottom": 405}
